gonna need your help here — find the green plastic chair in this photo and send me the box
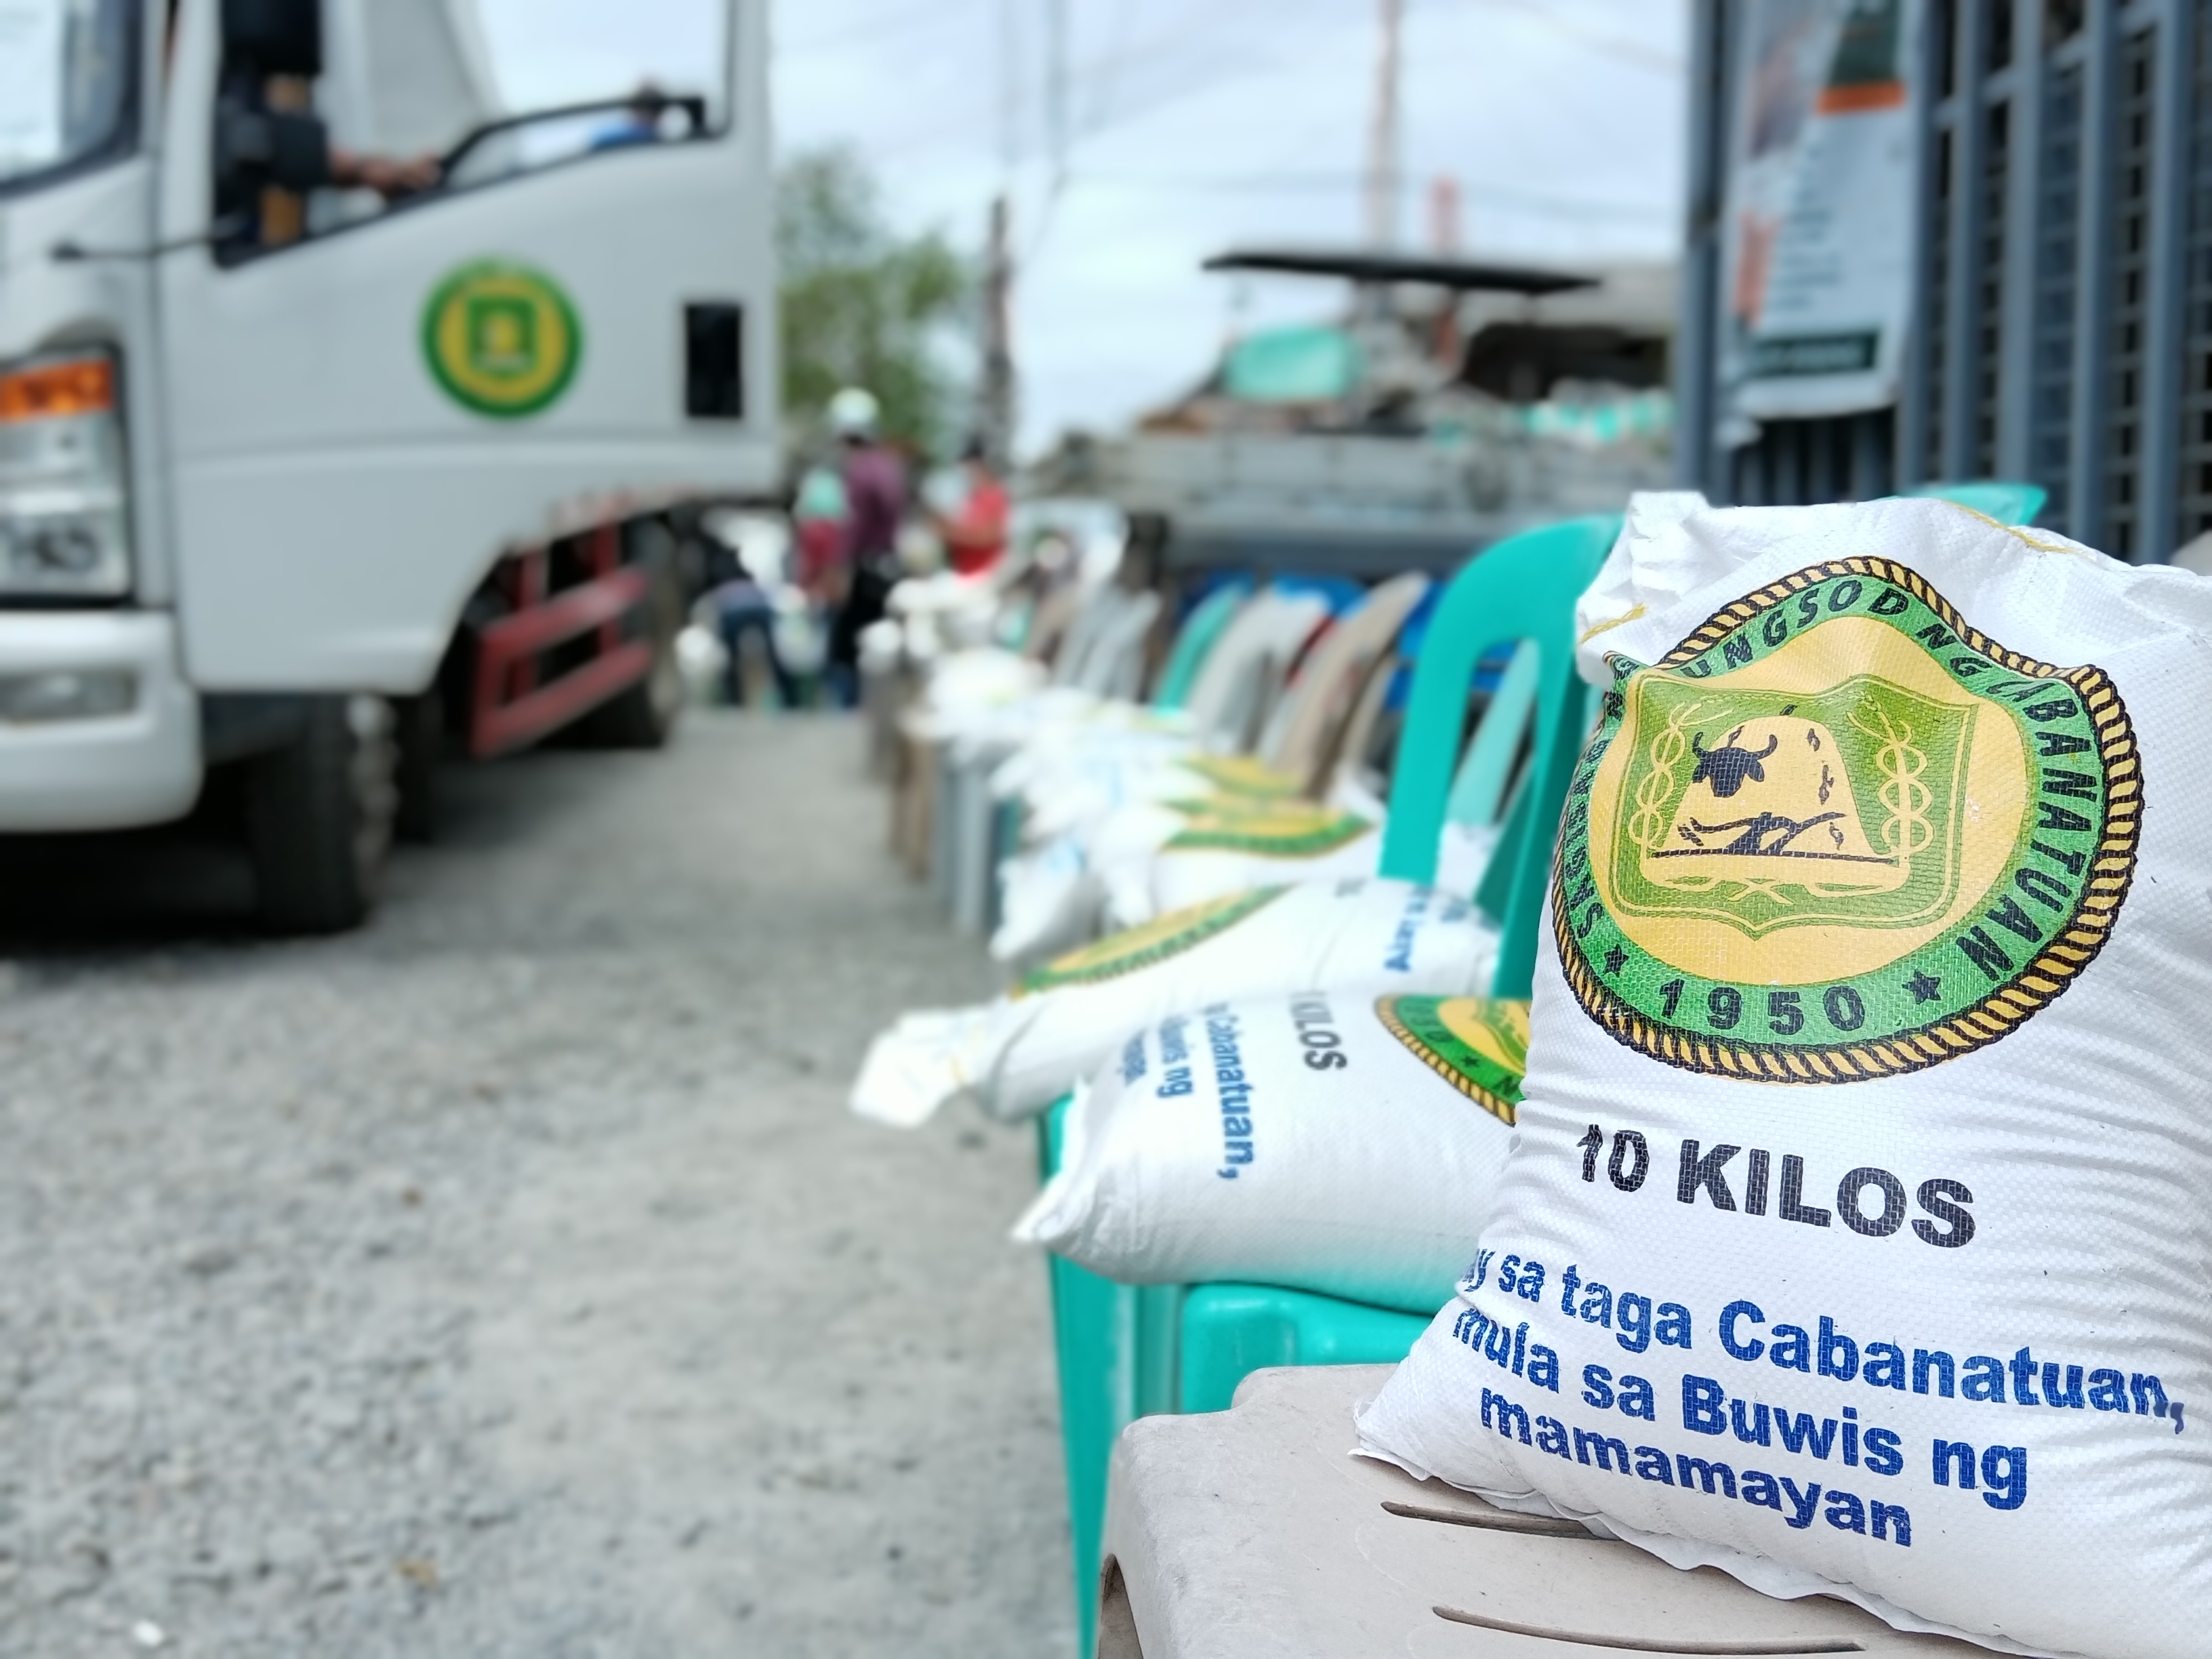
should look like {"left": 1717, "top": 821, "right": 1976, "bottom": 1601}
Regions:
{"left": 1038, "top": 1104, "right": 1431, "bottom": 1657}
{"left": 1378, "top": 513, "right": 1623, "bottom": 995}
{"left": 1039, "top": 515, "right": 1622, "bottom": 1654}
{"left": 1037, "top": 1104, "right": 1179, "bottom": 1652}
{"left": 1149, "top": 583, "right": 1250, "bottom": 712}
{"left": 1443, "top": 638, "right": 1538, "bottom": 829}
{"left": 1904, "top": 479, "right": 2048, "bottom": 526}
{"left": 1178, "top": 1284, "right": 1429, "bottom": 1414}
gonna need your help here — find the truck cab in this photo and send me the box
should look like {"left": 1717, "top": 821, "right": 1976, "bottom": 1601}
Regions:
{"left": 0, "top": 0, "right": 775, "bottom": 926}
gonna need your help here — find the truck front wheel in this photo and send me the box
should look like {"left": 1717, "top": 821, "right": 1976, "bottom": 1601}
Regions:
{"left": 245, "top": 695, "right": 398, "bottom": 933}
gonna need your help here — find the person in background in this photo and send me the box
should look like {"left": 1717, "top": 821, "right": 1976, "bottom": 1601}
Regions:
{"left": 709, "top": 549, "right": 798, "bottom": 711}
{"left": 824, "top": 388, "right": 906, "bottom": 708}
{"left": 930, "top": 436, "right": 1010, "bottom": 577}
{"left": 790, "top": 459, "right": 850, "bottom": 602}
{"left": 591, "top": 83, "right": 673, "bottom": 152}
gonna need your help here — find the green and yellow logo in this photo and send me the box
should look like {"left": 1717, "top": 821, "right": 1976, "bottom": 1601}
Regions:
{"left": 1163, "top": 788, "right": 1302, "bottom": 819}
{"left": 1175, "top": 754, "right": 1298, "bottom": 798}
{"left": 1555, "top": 556, "right": 2140, "bottom": 1082}
{"left": 1164, "top": 801, "right": 1372, "bottom": 858}
{"left": 422, "top": 261, "right": 581, "bottom": 418}
{"left": 1378, "top": 996, "right": 1528, "bottom": 1124}
{"left": 1013, "top": 887, "right": 1286, "bottom": 998}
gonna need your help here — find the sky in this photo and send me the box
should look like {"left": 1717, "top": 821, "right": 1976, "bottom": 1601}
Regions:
{"left": 476, "top": 0, "right": 1690, "bottom": 454}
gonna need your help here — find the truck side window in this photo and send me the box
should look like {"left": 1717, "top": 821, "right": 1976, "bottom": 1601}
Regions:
{"left": 211, "top": 0, "right": 732, "bottom": 262}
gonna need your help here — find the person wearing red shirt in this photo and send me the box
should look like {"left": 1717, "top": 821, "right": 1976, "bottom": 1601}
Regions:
{"left": 934, "top": 438, "right": 1010, "bottom": 577}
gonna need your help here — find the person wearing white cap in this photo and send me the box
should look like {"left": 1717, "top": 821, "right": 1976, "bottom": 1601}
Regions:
{"left": 825, "top": 388, "right": 906, "bottom": 707}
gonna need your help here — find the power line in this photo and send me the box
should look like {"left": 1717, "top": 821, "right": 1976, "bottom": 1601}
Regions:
{"left": 1475, "top": 0, "right": 1683, "bottom": 76}
{"left": 1071, "top": 170, "right": 1675, "bottom": 222}
{"left": 776, "top": 0, "right": 981, "bottom": 60}
{"left": 861, "top": 0, "right": 1288, "bottom": 165}
{"left": 804, "top": 0, "right": 1686, "bottom": 249}
{"left": 1082, "top": 0, "right": 1138, "bottom": 140}
{"left": 1065, "top": 0, "right": 1284, "bottom": 143}
{"left": 1046, "top": 0, "right": 1069, "bottom": 193}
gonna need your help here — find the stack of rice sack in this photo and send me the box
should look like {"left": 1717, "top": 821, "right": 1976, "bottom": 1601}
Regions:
{"left": 989, "top": 576, "right": 1481, "bottom": 967}
{"left": 896, "top": 647, "right": 1054, "bottom": 751}
{"left": 985, "top": 585, "right": 1349, "bottom": 965}
{"left": 858, "top": 563, "right": 1547, "bottom": 1317}
{"left": 860, "top": 532, "right": 1608, "bottom": 1322}
{"left": 996, "top": 757, "right": 1410, "bottom": 966}
{"left": 1015, "top": 982, "right": 1531, "bottom": 1313}
{"left": 1086, "top": 777, "right": 1502, "bottom": 935}
{"left": 1355, "top": 495, "right": 2210, "bottom": 1658}
{"left": 855, "top": 872, "right": 1530, "bottom": 1316}
{"left": 856, "top": 876, "right": 1499, "bottom": 1126}
{"left": 988, "top": 737, "right": 1309, "bottom": 964}
{"left": 888, "top": 546, "right": 1174, "bottom": 898}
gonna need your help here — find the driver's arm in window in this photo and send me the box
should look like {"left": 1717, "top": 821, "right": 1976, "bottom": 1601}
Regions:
{"left": 328, "top": 147, "right": 441, "bottom": 201}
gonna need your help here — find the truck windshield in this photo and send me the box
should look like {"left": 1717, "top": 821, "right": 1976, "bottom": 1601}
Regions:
{"left": 0, "top": 0, "right": 132, "bottom": 190}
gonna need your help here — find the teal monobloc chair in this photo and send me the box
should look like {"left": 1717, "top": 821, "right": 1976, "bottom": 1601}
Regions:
{"left": 1149, "top": 582, "right": 1250, "bottom": 712}
{"left": 1906, "top": 478, "right": 2047, "bottom": 526}
{"left": 1376, "top": 514, "right": 1620, "bottom": 991}
{"left": 1040, "top": 515, "right": 1623, "bottom": 1656}
{"left": 1444, "top": 637, "right": 1539, "bottom": 829}
{"left": 989, "top": 583, "right": 1254, "bottom": 931}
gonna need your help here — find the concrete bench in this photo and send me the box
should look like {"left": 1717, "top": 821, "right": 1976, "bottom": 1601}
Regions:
{"left": 1097, "top": 1364, "right": 1975, "bottom": 1658}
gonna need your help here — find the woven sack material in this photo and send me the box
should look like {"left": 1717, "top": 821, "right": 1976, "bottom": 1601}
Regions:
{"left": 852, "top": 878, "right": 1495, "bottom": 1126}
{"left": 1358, "top": 497, "right": 2212, "bottom": 1659}
{"left": 1015, "top": 991, "right": 1525, "bottom": 1313}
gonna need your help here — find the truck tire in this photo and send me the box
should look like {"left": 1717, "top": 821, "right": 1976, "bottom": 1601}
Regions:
{"left": 392, "top": 691, "right": 443, "bottom": 844}
{"left": 245, "top": 695, "right": 398, "bottom": 934}
{"left": 576, "top": 566, "right": 684, "bottom": 749}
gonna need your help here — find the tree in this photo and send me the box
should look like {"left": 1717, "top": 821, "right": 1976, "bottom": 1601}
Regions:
{"left": 777, "top": 147, "right": 972, "bottom": 457}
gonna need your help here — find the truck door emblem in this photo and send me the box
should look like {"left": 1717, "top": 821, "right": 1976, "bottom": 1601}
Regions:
{"left": 422, "top": 262, "right": 582, "bottom": 418}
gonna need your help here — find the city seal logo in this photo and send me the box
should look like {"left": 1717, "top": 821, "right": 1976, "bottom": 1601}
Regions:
{"left": 1377, "top": 996, "right": 1528, "bottom": 1124}
{"left": 1555, "top": 556, "right": 2140, "bottom": 1082}
{"left": 1164, "top": 801, "right": 1372, "bottom": 858}
{"left": 421, "top": 261, "right": 581, "bottom": 418}
{"left": 1013, "top": 887, "right": 1286, "bottom": 997}
{"left": 1175, "top": 754, "right": 1300, "bottom": 798}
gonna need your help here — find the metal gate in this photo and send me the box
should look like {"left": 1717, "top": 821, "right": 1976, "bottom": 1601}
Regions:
{"left": 1677, "top": 0, "right": 2207, "bottom": 562}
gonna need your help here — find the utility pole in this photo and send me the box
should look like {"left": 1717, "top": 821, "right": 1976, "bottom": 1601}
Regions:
{"left": 998, "top": 0, "right": 1019, "bottom": 176}
{"left": 1364, "top": 0, "right": 1403, "bottom": 247}
{"left": 1428, "top": 175, "right": 1462, "bottom": 254}
{"left": 1047, "top": 0, "right": 1069, "bottom": 199}
{"left": 985, "top": 0, "right": 1019, "bottom": 468}
{"left": 981, "top": 194, "right": 1015, "bottom": 470}
{"left": 1428, "top": 175, "right": 1464, "bottom": 372}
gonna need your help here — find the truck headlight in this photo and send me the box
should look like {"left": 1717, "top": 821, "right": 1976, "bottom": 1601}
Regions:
{"left": 0, "top": 353, "right": 131, "bottom": 598}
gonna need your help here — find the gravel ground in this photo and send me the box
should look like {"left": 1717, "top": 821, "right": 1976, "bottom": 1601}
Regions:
{"left": 0, "top": 712, "right": 1071, "bottom": 1656}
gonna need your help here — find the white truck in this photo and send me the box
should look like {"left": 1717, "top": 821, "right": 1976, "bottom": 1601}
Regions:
{"left": 0, "top": 0, "right": 775, "bottom": 927}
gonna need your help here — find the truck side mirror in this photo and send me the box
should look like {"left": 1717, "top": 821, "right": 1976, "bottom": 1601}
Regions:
{"left": 220, "top": 0, "right": 322, "bottom": 77}
{"left": 217, "top": 106, "right": 332, "bottom": 194}
{"left": 212, "top": 0, "right": 331, "bottom": 253}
